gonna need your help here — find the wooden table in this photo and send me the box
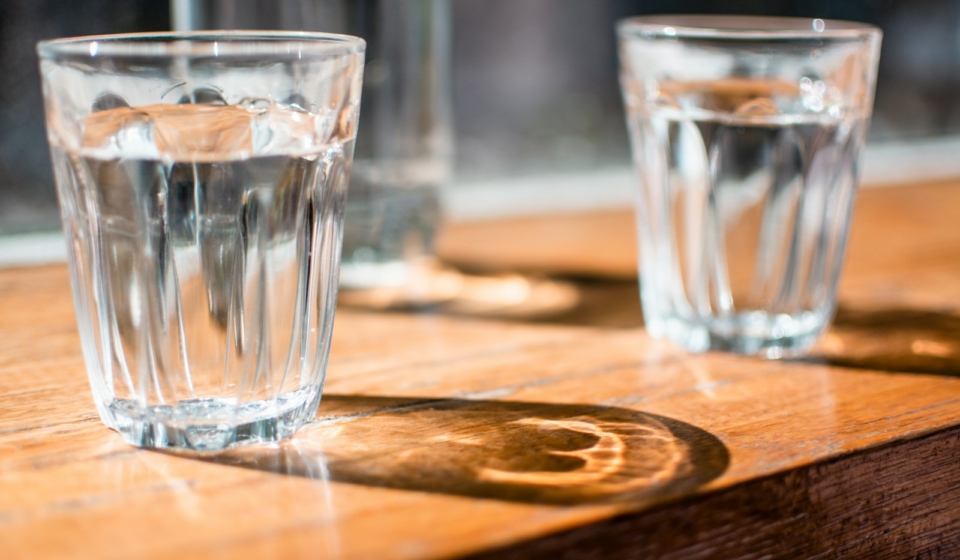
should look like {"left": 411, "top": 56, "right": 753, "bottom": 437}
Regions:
{"left": 4, "top": 181, "right": 960, "bottom": 559}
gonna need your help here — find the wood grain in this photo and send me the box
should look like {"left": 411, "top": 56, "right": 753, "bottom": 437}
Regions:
{"left": 467, "top": 426, "right": 960, "bottom": 560}
{"left": 3, "top": 181, "right": 960, "bottom": 559}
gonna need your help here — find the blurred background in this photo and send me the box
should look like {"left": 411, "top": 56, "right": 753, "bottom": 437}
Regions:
{"left": 1, "top": 0, "right": 957, "bottom": 251}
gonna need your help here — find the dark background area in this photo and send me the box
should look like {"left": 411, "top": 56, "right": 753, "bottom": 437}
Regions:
{"left": 0, "top": 0, "right": 168, "bottom": 234}
{"left": 0, "top": 0, "right": 953, "bottom": 234}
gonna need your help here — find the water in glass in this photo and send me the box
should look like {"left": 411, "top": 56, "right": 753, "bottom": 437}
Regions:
{"left": 51, "top": 100, "right": 352, "bottom": 450}
{"left": 628, "top": 79, "right": 866, "bottom": 357}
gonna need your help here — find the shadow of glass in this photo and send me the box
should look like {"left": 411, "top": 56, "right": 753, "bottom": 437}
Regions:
{"left": 205, "top": 395, "right": 728, "bottom": 506}
{"left": 338, "top": 260, "right": 643, "bottom": 329}
{"left": 531, "top": 278, "right": 643, "bottom": 328}
{"left": 812, "top": 306, "right": 960, "bottom": 376}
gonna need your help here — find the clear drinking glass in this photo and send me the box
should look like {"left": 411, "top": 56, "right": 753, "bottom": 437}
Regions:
{"left": 618, "top": 16, "right": 881, "bottom": 358}
{"left": 38, "top": 32, "right": 365, "bottom": 451}
{"left": 181, "top": 0, "right": 453, "bottom": 289}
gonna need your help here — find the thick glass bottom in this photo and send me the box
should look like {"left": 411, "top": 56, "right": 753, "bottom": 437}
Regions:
{"left": 653, "top": 310, "right": 829, "bottom": 359}
{"left": 103, "top": 388, "right": 323, "bottom": 453}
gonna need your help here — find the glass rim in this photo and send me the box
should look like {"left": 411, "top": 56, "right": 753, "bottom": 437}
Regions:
{"left": 37, "top": 30, "right": 366, "bottom": 59}
{"left": 617, "top": 15, "right": 881, "bottom": 41}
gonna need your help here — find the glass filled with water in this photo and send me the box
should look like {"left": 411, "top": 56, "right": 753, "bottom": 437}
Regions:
{"left": 181, "top": 0, "right": 453, "bottom": 289}
{"left": 38, "top": 32, "right": 364, "bottom": 451}
{"left": 618, "top": 16, "right": 881, "bottom": 358}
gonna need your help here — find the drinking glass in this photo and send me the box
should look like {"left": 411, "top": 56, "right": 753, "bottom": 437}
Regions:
{"left": 180, "top": 0, "right": 453, "bottom": 289}
{"left": 38, "top": 32, "right": 365, "bottom": 451}
{"left": 618, "top": 16, "right": 881, "bottom": 358}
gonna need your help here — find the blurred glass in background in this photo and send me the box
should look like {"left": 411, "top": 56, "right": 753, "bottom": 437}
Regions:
{"left": 2, "top": 0, "right": 960, "bottom": 244}
{"left": 178, "top": 0, "right": 453, "bottom": 289}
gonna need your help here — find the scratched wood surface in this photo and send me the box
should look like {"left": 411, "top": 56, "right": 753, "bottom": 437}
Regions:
{"left": 4, "top": 181, "right": 960, "bottom": 559}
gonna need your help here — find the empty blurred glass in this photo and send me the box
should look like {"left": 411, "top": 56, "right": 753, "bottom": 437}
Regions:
{"left": 182, "top": 0, "right": 453, "bottom": 288}
{"left": 39, "top": 32, "right": 364, "bottom": 451}
{"left": 618, "top": 16, "right": 881, "bottom": 358}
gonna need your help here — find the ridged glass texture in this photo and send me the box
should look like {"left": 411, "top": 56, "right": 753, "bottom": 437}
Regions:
{"left": 38, "top": 32, "right": 365, "bottom": 451}
{"left": 619, "top": 16, "right": 882, "bottom": 357}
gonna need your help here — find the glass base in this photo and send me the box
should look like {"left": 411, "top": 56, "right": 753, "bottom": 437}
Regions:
{"left": 655, "top": 310, "right": 829, "bottom": 359}
{"left": 103, "top": 388, "right": 322, "bottom": 453}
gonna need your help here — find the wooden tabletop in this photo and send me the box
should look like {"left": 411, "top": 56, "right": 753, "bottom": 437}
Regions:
{"left": 4, "top": 181, "right": 960, "bottom": 559}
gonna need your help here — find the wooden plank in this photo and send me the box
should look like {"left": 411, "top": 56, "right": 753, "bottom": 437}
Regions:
{"left": 466, "top": 427, "right": 960, "bottom": 560}
{"left": 2, "top": 181, "right": 960, "bottom": 558}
